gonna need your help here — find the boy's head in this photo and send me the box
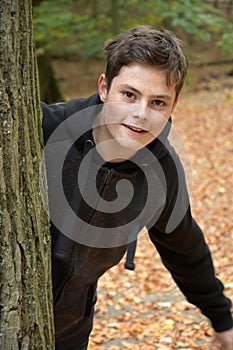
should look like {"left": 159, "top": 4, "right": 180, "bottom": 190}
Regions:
{"left": 104, "top": 25, "right": 188, "bottom": 99}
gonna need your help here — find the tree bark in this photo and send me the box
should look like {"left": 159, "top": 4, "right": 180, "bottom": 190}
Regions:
{"left": 0, "top": 1, "right": 54, "bottom": 349}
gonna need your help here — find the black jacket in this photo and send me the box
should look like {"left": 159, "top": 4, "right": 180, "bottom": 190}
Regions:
{"left": 42, "top": 93, "right": 233, "bottom": 347}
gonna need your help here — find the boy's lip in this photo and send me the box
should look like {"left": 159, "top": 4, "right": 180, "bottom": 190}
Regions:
{"left": 122, "top": 123, "right": 147, "bottom": 133}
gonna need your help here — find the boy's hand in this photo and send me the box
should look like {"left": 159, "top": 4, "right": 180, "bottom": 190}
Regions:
{"left": 210, "top": 328, "right": 233, "bottom": 349}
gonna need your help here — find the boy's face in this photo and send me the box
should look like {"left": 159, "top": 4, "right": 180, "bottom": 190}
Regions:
{"left": 96, "top": 62, "right": 178, "bottom": 162}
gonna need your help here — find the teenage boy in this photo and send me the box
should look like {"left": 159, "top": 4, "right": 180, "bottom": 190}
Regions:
{"left": 42, "top": 26, "right": 233, "bottom": 349}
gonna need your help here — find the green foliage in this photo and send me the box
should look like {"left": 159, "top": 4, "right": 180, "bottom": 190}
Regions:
{"left": 121, "top": 0, "right": 224, "bottom": 39}
{"left": 34, "top": 0, "right": 112, "bottom": 59}
{"left": 33, "top": 0, "right": 232, "bottom": 60}
{"left": 217, "top": 22, "right": 233, "bottom": 54}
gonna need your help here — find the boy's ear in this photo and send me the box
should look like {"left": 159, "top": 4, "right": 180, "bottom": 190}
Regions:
{"left": 98, "top": 74, "right": 108, "bottom": 102}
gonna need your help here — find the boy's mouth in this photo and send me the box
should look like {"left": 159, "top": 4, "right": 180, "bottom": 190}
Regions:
{"left": 123, "top": 124, "right": 147, "bottom": 133}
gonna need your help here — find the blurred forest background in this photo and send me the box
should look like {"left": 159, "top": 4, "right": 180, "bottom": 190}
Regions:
{"left": 33, "top": 0, "right": 233, "bottom": 103}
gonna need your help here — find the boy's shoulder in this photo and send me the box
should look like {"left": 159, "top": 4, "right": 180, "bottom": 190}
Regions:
{"left": 42, "top": 93, "right": 102, "bottom": 143}
{"left": 65, "top": 93, "right": 102, "bottom": 117}
{"left": 41, "top": 92, "right": 101, "bottom": 118}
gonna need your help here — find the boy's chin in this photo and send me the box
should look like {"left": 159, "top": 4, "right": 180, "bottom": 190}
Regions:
{"left": 104, "top": 146, "right": 141, "bottom": 162}
{"left": 114, "top": 144, "right": 145, "bottom": 160}
{"left": 119, "top": 141, "right": 150, "bottom": 153}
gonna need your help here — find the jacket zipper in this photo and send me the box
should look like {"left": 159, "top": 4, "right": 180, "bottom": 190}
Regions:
{"left": 103, "top": 168, "right": 111, "bottom": 184}
{"left": 84, "top": 168, "right": 112, "bottom": 225}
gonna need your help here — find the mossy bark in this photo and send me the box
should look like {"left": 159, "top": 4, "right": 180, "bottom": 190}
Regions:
{"left": 0, "top": 1, "right": 54, "bottom": 349}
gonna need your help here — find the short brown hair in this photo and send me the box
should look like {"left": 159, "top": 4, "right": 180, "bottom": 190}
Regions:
{"left": 104, "top": 25, "right": 188, "bottom": 97}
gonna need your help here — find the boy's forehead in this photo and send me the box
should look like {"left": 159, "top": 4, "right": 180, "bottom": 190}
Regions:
{"left": 115, "top": 62, "right": 167, "bottom": 80}
{"left": 112, "top": 63, "right": 177, "bottom": 93}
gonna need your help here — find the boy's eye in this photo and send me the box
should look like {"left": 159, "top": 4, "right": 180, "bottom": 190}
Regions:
{"left": 122, "top": 91, "right": 135, "bottom": 99}
{"left": 153, "top": 99, "right": 165, "bottom": 107}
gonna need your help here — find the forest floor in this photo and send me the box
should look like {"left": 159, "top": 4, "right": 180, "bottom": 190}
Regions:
{"left": 53, "top": 60, "right": 233, "bottom": 349}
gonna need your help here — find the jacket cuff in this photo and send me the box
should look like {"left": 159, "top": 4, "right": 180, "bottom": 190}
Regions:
{"left": 211, "top": 311, "right": 233, "bottom": 332}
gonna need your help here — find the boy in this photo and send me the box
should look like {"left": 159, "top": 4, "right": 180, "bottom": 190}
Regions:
{"left": 42, "top": 26, "right": 233, "bottom": 349}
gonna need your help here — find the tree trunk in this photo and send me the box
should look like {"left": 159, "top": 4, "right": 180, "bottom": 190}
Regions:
{"left": 111, "top": 0, "right": 120, "bottom": 35}
{"left": 0, "top": 1, "right": 54, "bottom": 349}
{"left": 37, "top": 53, "right": 64, "bottom": 104}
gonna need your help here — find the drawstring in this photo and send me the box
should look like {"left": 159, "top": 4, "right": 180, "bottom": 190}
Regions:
{"left": 124, "top": 168, "right": 145, "bottom": 271}
{"left": 124, "top": 240, "right": 137, "bottom": 270}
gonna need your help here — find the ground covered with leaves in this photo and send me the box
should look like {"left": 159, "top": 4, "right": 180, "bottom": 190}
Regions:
{"left": 87, "top": 77, "right": 233, "bottom": 350}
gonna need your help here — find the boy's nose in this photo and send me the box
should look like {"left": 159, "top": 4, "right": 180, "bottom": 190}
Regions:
{"left": 133, "top": 101, "right": 148, "bottom": 120}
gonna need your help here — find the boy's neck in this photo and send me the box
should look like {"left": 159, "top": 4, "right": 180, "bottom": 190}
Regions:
{"left": 92, "top": 113, "right": 137, "bottom": 163}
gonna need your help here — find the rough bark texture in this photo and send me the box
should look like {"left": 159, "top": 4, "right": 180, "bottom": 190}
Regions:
{"left": 0, "top": 1, "right": 54, "bottom": 349}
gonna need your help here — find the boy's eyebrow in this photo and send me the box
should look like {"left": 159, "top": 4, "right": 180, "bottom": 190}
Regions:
{"left": 121, "top": 84, "right": 172, "bottom": 100}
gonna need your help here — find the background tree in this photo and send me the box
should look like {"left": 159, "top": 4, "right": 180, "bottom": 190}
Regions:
{"left": 0, "top": 1, "right": 54, "bottom": 349}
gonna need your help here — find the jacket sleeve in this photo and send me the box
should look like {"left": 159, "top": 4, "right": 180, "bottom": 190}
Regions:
{"left": 148, "top": 150, "right": 233, "bottom": 333}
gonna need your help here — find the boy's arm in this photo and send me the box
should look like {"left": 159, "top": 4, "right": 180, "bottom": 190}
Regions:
{"left": 147, "top": 143, "right": 233, "bottom": 336}
{"left": 148, "top": 208, "right": 233, "bottom": 333}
